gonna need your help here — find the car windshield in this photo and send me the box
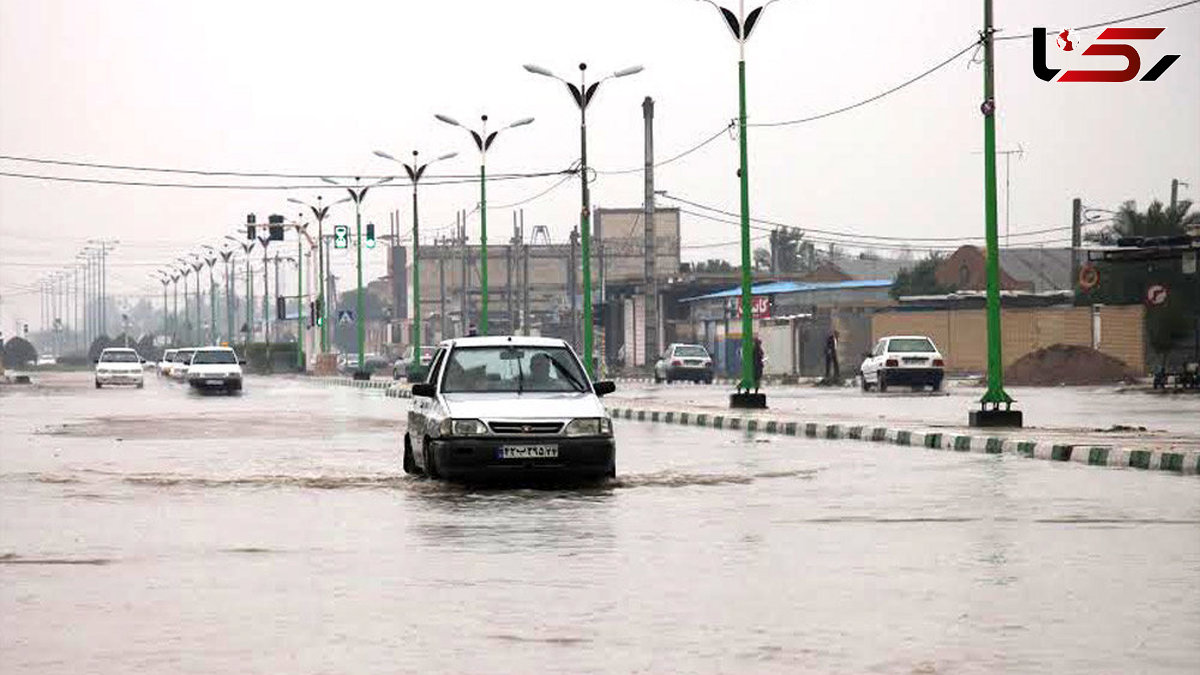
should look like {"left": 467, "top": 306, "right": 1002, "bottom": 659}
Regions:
{"left": 162, "top": 351, "right": 176, "bottom": 360}
{"left": 101, "top": 351, "right": 139, "bottom": 363}
{"left": 674, "top": 346, "right": 708, "bottom": 358}
{"left": 191, "top": 350, "right": 237, "bottom": 364}
{"left": 441, "top": 346, "right": 588, "bottom": 393}
{"left": 888, "top": 338, "right": 936, "bottom": 353}
{"left": 176, "top": 350, "right": 194, "bottom": 362}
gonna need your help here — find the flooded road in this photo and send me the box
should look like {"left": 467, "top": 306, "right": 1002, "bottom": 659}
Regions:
{"left": 2, "top": 373, "right": 1198, "bottom": 674}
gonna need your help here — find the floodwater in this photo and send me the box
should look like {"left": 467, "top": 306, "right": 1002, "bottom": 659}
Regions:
{"left": 2, "top": 373, "right": 1198, "bottom": 674}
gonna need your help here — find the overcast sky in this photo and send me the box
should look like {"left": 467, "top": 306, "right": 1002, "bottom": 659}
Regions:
{"left": 2, "top": 0, "right": 1198, "bottom": 333}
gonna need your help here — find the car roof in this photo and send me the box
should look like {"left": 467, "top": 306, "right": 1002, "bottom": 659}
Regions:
{"left": 670, "top": 343, "right": 706, "bottom": 349}
{"left": 881, "top": 335, "right": 936, "bottom": 341}
{"left": 194, "top": 346, "right": 235, "bottom": 351}
{"left": 101, "top": 347, "right": 136, "bottom": 352}
{"left": 439, "top": 335, "right": 571, "bottom": 349}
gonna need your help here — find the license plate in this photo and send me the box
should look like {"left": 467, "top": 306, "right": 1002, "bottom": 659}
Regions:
{"left": 497, "top": 445, "right": 559, "bottom": 459}
{"left": 205, "top": 379, "right": 223, "bottom": 385}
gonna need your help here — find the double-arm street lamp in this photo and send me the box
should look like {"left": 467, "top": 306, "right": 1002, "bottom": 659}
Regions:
{"left": 373, "top": 149, "right": 457, "bottom": 367}
{"left": 523, "top": 61, "right": 642, "bottom": 375}
{"left": 201, "top": 246, "right": 220, "bottom": 345}
{"left": 224, "top": 235, "right": 256, "bottom": 344}
{"left": 175, "top": 257, "right": 195, "bottom": 344}
{"left": 288, "top": 195, "right": 350, "bottom": 355}
{"left": 320, "top": 176, "right": 394, "bottom": 379}
{"left": 698, "top": 0, "right": 779, "bottom": 408}
{"left": 434, "top": 113, "right": 534, "bottom": 335}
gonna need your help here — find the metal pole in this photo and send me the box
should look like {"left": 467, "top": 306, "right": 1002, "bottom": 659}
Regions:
{"left": 522, "top": 210, "right": 530, "bottom": 336}
{"left": 736, "top": 48, "right": 755, "bottom": 393}
{"left": 262, "top": 241, "right": 271, "bottom": 349}
{"left": 460, "top": 211, "right": 468, "bottom": 336}
{"left": 208, "top": 261, "right": 217, "bottom": 345}
{"left": 318, "top": 215, "right": 327, "bottom": 352}
{"left": 297, "top": 226, "right": 305, "bottom": 370}
{"left": 579, "top": 66, "right": 594, "bottom": 375}
{"left": 480, "top": 161, "right": 489, "bottom": 334}
{"left": 974, "top": 0, "right": 1017, "bottom": 423}
{"left": 355, "top": 199, "right": 365, "bottom": 374}
{"left": 412, "top": 169, "right": 421, "bottom": 361}
{"left": 570, "top": 227, "right": 578, "bottom": 350}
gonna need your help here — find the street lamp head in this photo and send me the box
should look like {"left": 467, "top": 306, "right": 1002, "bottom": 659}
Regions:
{"left": 613, "top": 65, "right": 644, "bottom": 78}
{"left": 579, "top": 62, "right": 587, "bottom": 72}
{"left": 436, "top": 151, "right": 458, "bottom": 162}
{"left": 523, "top": 63, "right": 556, "bottom": 78}
{"left": 373, "top": 150, "right": 397, "bottom": 161}
{"left": 320, "top": 176, "right": 340, "bottom": 186}
{"left": 481, "top": 114, "right": 488, "bottom": 123}
{"left": 434, "top": 114, "right": 461, "bottom": 127}
{"left": 508, "top": 117, "right": 535, "bottom": 129}
{"left": 333, "top": 196, "right": 352, "bottom": 206}
{"left": 286, "top": 197, "right": 305, "bottom": 205}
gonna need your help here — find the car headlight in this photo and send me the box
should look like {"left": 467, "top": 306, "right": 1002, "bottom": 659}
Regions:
{"left": 439, "top": 418, "right": 488, "bottom": 436}
{"left": 564, "top": 417, "right": 612, "bottom": 437}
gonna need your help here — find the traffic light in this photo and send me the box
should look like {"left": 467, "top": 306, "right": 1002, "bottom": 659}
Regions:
{"left": 365, "top": 223, "right": 376, "bottom": 248}
{"left": 246, "top": 213, "right": 256, "bottom": 240}
{"left": 276, "top": 296, "right": 286, "bottom": 320}
{"left": 268, "top": 214, "right": 285, "bottom": 241}
{"left": 308, "top": 302, "right": 315, "bottom": 327}
{"left": 333, "top": 225, "right": 349, "bottom": 249}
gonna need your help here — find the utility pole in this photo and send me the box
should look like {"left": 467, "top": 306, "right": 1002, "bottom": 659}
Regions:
{"left": 259, "top": 235, "right": 271, "bottom": 348}
{"left": 969, "top": 0, "right": 1020, "bottom": 427}
{"left": 460, "top": 211, "right": 469, "bottom": 336}
{"left": 438, "top": 234, "right": 447, "bottom": 341}
{"left": 522, "top": 210, "right": 530, "bottom": 336}
{"left": 1171, "top": 178, "right": 1189, "bottom": 211}
{"left": 1071, "top": 198, "right": 1082, "bottom": 293}
{"left": 508, "top": 212, "right": 517, "bottom": 333}
{"left": 643, "top": 96, "right": 658, "bottom": 368}
{"left": 569, "top": 227, "right": 579, "bottom": 350}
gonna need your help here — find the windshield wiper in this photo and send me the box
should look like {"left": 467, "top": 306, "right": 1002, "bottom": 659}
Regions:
{"left": 517, "top": 358, "right": 525, "bottom": 394}
{"left": 548, "top": 358, "right": 586, "bottom": 392}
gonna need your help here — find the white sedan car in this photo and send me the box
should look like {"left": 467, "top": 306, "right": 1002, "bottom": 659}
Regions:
{"left": 94, "top": 348, "right": 145, "bottom": 389}
{"left": 186, "top": 346, "right": 244, "bottom": 393}
{"left": 405, "top": 336, "right": 617, "bottom": 482}
{"left": 158, "top": 349, "right": 177, "bottom": 377}
{"left": 860, "top": 335, "right": 945, "bottom": 392}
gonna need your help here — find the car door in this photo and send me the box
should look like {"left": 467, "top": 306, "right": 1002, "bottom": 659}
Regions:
{"left": 409, "top": 348, "right": 446, "bottom": 464}
{"left": 863, "top": 340, "right": 885, "bottom": 378}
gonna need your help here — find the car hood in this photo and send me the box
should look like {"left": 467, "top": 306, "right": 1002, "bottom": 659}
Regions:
{"left": 442, "top": 392, "right": 606, "bottom": 420}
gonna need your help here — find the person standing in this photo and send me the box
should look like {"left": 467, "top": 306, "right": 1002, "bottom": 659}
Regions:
{"left": 824, "top": 330, "right": 840, "bottom": 380}
{"left": 753, "top": 336, "right": 765, "bottom": 394}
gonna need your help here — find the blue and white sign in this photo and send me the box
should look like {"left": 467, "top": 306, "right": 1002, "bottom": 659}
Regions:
{"left": 337, "top": 310, "right": 355, "bottom": 325}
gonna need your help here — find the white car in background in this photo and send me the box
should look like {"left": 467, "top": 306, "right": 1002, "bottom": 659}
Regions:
{"left": 860, "top": 335, "right": 945, "bottom": 392}
{"left": 94, "top": 348, "right": 145, "bottom": 389}
{"left": 170, "top": 348, "right": 196, "bottom": 381}
{"left": 158, "top": 349, "right": 177, "bottom": 377}
{"left": 186, "top": 346, "right": 244, "bottom": 393}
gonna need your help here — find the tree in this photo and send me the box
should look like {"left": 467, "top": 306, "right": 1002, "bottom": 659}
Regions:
{"left": 753, "top": 247, "right": 771, "bottom": 271}
{"left": 3, "top": 337, "right": 38, "bottom": 367}
{"left": 890, "top": 253, "right": 957, "bottom": 299}
{"left": 692, "top": 259, "right": 734, "bottom": 274}
{"left": 1086, "top": 198, "right": 1199, "bottom": 245}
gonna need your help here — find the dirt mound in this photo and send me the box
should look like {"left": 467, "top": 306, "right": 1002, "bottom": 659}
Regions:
{"left": 1005, "top": 344, "right": 1138, "bottom": 386}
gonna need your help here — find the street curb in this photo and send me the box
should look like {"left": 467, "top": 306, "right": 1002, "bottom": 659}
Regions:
{"left": 305, "top": 376, "right": 1199, "bottom": 475}
{"left": 609, "top": 377, "right": 739, "bottom": 385}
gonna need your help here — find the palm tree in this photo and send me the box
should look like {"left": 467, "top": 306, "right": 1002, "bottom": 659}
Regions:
{"left": 1087, "top": 199, "right": 1199, "bottom": 244}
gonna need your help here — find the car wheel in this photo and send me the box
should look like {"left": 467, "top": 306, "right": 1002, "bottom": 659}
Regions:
{"left": 607, "top": 460, "right": 616, "bottom": 479}
{"left": 860, "top": 374, "right": 870, "bottom": 391}
{"left": 653, "top": 373, "right": 662, "bottom": 384}
{"left": 877, "top": 372, "right": 888, "bottom": 392}
{"left": 932, "top": 378, "right": 943, "bottom": 392}
{"left": 704, "top": 376, "right": 713, "bottom": 385}
{"left": 137, "top": 381, "right": 144, "bottom": 389}
{"left": 403, "top": 435, "right": 422, "bottom": 475}
{"left": 95, "top": 381, "right": 102, "bottom": 389}
{"left": 666, "top": 377, "right": 673, "bottom": 385}
{"left": 424, "top": 441, "right": 441, "bottom": 480}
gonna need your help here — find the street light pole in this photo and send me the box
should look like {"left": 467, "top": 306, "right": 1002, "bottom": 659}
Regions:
{"left": 176, "top": 259, "right": 193, "bottom": 344}
{"left": 698, "top": 0, "right": 776, "bottom": 409}
{"left": 373, "top": 149, "right": 457, "bottom": 372}
{"left": 288, "top": 196, "right": 349, "bottom": 355}
{"left": 202, "top": 247, "right": 218, "bottom": 345}
{"left": 435, "top": 113, "right": 533, "bottom": 336}
{"left": 524, "top": 61, "right": 642, "bottom": 375}
{"left": 322, "top": 176, "right": 393, "bottom": 379}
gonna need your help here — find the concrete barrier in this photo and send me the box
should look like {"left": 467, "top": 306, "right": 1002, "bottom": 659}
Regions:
{"left": 303, "top": 376, "right": 1198, "bottom": 475}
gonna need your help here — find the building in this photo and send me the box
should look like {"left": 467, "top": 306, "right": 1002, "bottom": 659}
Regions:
{"left": 935, "top": 245, "right": 1073, "bottom": 292}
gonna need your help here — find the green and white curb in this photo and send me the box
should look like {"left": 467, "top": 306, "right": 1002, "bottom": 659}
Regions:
{"left": 305, "top": 376, "right": 1199, "bottom": 475}
{"left": 604, "top": 407, "right": 1199, "bottom": 475}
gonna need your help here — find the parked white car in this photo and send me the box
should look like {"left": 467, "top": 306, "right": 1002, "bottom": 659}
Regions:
{"left": 860, "top": 335, "right": 945, "bottom": 392}
{"left": 186, "top": 347, "right": 244, "bottom": 393}
{"left": 405, "top": 336, "right": 617, "bottom": 482}
{"left": 653, "top": 343, "right": 715, "bottom": 384}
{"left": 169, "top": 348, "right": 196, "bottom": 381}
{"left": 158, "top": 349, "right": 177, "bottom": 377}
{"left": 94, "top": 348, "right": 145, "bottom": 389}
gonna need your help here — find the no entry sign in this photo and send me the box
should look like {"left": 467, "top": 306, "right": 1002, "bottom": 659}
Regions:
{"left": 1146, "top": 284, "right": 1168, "bottom": 306}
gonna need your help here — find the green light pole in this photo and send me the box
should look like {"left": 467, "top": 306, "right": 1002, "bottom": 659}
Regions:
{"left": 700, "top": 0, "right": 777, "bottom": 408}
{"left": 225, "top": 235, "right": 256, "bottom": 347}
{"left": 970, "top": 0, "right": 1020, "bottom": 427}
{"left": 201, "top": 246, "right": 219, "bottom": 345}
{"left": 176, "top": 258, "right": 195, "bottom": 344}
{"left": 523, "top": 62, "right": 643, "bottom": 376}
{"left": 218, "top": 248, "right": 234, "bottom": 344}
{"left": 322, "top": 176, "right": 393, "bottom": 379}
{"left": 288, "top": 195, "right": 349, "bottom": 355}
{"left": 435, "top": 113, "right": 534, "bottom": 336}
{"left": 373, "top": 149, "right": 458, "bottom": 371}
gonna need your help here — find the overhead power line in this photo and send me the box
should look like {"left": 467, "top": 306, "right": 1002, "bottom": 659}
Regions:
{"left": 996, "top": 0, "right": 1200, "bottom": 41}
{"left": 0, "top": 169, "right": 571, "bottom": 191}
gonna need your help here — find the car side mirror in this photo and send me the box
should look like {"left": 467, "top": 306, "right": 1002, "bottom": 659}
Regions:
{"left": 862, "top": 352, "right": 872, "bottom": 359}
{"left": 93, "top": 359, "right": 99, "bottom": 364}
{"left": 593, "top": 380, "right": 616, "bottom": 397}
{"left": 411, "top": 383, "right": 436, "bottom": 398}
{"left": 238, "top": 359, "right": 247, "bottom": 365}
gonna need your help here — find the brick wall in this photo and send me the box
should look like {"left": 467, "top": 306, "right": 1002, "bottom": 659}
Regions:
{"left": 871, "top": 304, "right": 1145, "bottom": 374}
